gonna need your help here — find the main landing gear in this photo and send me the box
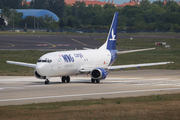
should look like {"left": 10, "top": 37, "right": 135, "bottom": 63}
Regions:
{"left": 91, "top": 78, "right": 100, "bottom": 83}
{"left": 61, "top": 76, "right": 70, "bottom": 83}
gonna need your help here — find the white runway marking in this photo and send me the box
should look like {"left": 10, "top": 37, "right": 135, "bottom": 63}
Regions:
{"left": 0, "top": 88, "right": 180, "bottom": 102}
{"left": 0, "top": 85, "right": 46, "bottom": 91}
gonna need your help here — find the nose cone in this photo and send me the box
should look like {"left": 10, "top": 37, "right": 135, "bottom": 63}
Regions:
{"left": 36, "top": 63, "right": 46, "bottom": 76}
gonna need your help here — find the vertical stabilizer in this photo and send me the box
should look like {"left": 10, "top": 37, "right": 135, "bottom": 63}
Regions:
{"left": 99, "top": 12, "right": 119, "bottom": 50}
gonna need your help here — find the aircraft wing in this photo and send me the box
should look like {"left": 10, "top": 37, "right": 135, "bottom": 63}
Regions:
{"left": 6, "top": 61, "right": 36, "bottom": 68}
{"left": 79, "top": 62, "right": 173, "bottom": 73}
{"left": 107, "top": 62, "right": 174, "bottom": 70}
{"left": 117, "top": 48, "right": 155, "bottom": 54}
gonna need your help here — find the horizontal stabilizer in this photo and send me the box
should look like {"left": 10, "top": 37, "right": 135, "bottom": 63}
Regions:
{"left": 6, "top": 61, "right": 36, "bottom": 68}
{"left": 83, "top": 47, "right": 94, "bottom": 50}
{"left": 117, "top": 48, "right": 155, "bottom": 54}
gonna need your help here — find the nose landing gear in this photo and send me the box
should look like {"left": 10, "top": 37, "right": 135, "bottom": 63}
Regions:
{"left": 45, "top": 79, "right": 49, "bottom": 85}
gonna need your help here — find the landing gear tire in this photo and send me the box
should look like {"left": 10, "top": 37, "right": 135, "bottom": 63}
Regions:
{"left": 96, "top": 80, "right": 100, "bottom": 83}
{"left": 91, "top": 78, "right": 95, "bottom": 83}
{"left": 45, "top": 79, "right": 49, "bottom": 85}
{"left": 61, "top": 76, "right": 70, "bottom": 83}
{"left": 62, "top": 76, "right": 66, "bottom": 83}
{"left": 66, "top": 76, "right": 70, "bottom": 83}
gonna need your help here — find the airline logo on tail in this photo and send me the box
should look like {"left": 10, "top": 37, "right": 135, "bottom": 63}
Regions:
{"left": 109, "top": 29, "right": 116, "bottom": 41}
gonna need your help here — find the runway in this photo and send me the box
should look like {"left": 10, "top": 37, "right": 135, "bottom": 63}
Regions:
{"left": 0, "top": 69, "right": 180, "bottom": 106}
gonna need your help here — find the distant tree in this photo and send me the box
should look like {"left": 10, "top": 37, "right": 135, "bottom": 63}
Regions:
{"left": 34, "top": 0, "right": 47, "bottom": 9}
{"left": 103, "top": 3, "right": 116, "bottom": 9}
{"left": 0, "top": 0, "right": 22, "bottom": 9}
{"left": 134, "top": 21, "right": 147, "bottom": 30}
{"left": 165, "top": 12, "right": 180, "bottom": 24}
{"left": 167, "top": 2, "right": 179, "bottom": 12}
{"left": 0, "top": 0, "right": 4, "bottom": 9}
{"left": 9, "top": 9, "right": 23, "bottom": 27}
{"left": 1, "top": 7, "right": 11, "bottom": 17}
{"left": 59, "top": 19, "right": 64, "bottom": 28}
{"left": 165, "top": 1, "right": 175, "bottom": 7}
{"left": 67, "top": 18, "right": 72, "bottom": 27}
{"left": 153, "top": 0, "right": 164, "bottom": 7}
{"left": 146, "top": 23, "right": 156, "bottom": 31}
{"left": 0, "top": 15, "right": 5, "bottom": 26}
{"left": 173, "top": 23, "right": 180, "bottom": 31}
{"left": 47, "top": 0, "right": 65, "bottom": 18}
{"left": 140, "top": 0, "right": 151, "bottom": 11}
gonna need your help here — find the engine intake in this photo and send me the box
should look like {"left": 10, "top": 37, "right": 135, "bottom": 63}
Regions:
{"left": 91, "top": 68, "right": 108, "bottom": 80}
{"left": 34, "top": 70, "right": 46, "bottom": 79}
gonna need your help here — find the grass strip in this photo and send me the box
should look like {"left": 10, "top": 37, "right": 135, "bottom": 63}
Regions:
{"left": 0, "top": 93, "right": 180, "bottom": 120}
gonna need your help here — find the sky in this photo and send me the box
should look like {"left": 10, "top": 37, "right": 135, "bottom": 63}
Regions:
{"left": 26, "top": 0, "right": 179, "bottom": 5}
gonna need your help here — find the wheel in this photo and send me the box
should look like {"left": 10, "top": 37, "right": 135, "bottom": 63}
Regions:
{"left": 91, "top": 78, "right": 95, "bottom": 83}
{"left": 66, "top": 76, "right": 70, "bottom": 83}
{"left": 45, "top": 79, "right": 49, "bottom": 85}
{"left": 62, "top": 76, "right": 66, "bottom": 83}
{"left": 96, "top": 80, "right": 100, "bottom": 83}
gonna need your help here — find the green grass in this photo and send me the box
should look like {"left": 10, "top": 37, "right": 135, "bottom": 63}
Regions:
{"left": 1, "top": 94, "right": 180, "bottom": 120}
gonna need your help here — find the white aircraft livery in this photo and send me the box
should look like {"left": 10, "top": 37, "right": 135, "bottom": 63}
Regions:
{"left": 7, "top": 12, "right": 173, "bottom": 84}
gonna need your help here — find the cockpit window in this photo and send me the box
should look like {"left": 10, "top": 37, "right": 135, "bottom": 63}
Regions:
{"left": 42, "top": 60, "right": 47, "bottom": 62}
{"left": 48, "top": 60, "right": 52, "bottom": 63}
{"left": 37, "top": 60, "right": 52, "bottom": 63}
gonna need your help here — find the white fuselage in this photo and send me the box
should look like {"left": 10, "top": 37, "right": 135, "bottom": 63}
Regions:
{"left": 36, "top": 49, "right": 113, "bottom": 77}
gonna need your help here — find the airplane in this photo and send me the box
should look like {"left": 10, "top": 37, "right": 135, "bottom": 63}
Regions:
{"left": 6, "top": 12, "right": 173, "bottom": 85}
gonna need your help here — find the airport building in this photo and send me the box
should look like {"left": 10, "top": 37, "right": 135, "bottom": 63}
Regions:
{"left": 0, "top": 9, "right": 59, "bottom": 25}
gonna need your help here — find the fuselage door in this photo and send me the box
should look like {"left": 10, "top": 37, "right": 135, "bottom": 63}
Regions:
{"left": 58, "top": 59, "right": 61, "bottom": 68}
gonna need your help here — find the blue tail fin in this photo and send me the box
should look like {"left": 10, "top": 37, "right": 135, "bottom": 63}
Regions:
{"left": 99, "top": 12, "right": 119, "bottom": 50}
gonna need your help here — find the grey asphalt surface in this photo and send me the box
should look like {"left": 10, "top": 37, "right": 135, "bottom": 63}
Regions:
{"left": 0, "top": 35, "right": 104, "bottom": 50}
{"left": 1, "top": 35, "right": 180, "bottom": 50}
{"left": 0, "top": 70, "right": 180, "bottom": 106}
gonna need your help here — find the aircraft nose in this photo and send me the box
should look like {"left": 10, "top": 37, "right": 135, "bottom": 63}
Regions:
{"left": 36, "top": 64, "right": 46, "bottom": 76}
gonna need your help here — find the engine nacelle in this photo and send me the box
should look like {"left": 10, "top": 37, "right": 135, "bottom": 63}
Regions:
{"left": 34, "top": 70, "right": 46, "bottom": 79}
{"left": 91, "top": 68, "right": 108, "bottom": 80}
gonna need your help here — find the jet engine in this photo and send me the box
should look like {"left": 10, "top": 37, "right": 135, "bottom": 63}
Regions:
{"left": 91, "top": 68, "right": 108, "bottom": 80}
{"left": 34, "top": 70, "right": 46, "bottom": 79}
